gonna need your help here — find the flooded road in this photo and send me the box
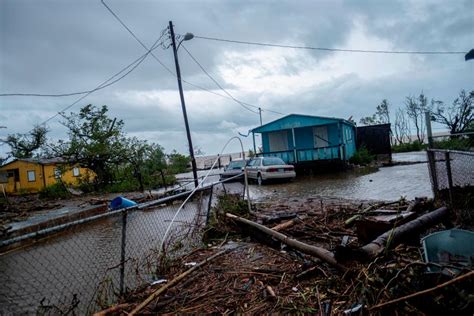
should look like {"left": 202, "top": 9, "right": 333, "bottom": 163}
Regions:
{"left": 0, "top": 198, "right": 209, "bottom": 314}
{"left": 249, "top": 152, "right": 432, "bottom": 201}
{"left": 178, "top": 151, "right": 432, "bottom": 202}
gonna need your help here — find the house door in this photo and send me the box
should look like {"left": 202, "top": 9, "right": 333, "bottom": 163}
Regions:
{"left": 313, "top": 126, "right": 329, "bottom": 148}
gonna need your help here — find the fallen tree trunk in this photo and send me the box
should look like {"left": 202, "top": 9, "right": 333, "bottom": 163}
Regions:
{"left": 226, "top": 213, "right": 347, "bottom": 272}
{"left": 338, "top": 207, "right": 449, "bottom": 261}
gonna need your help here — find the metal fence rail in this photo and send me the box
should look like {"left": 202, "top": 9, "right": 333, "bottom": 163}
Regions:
{"left": 426, "top": 149, "right": 474, "bottom": 204}
{"left": 0, "top": 178, "right": 245, "bottom": 315}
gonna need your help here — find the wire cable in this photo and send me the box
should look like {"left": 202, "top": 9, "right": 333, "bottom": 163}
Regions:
{"left": 1, "top": 33, "right": 166, "bottom": 98}
{"left": 194, "top": 35, "right": 468, "bottom": 55}
{"left": 181, "top": 45, "right": 258, "bottom": 114}
{"left": 36, "top": 33, "right": 165, "bottom": 126}
{"left": 101, "top": 0, "right": 176, "bottom": 77}
{"left": 101, "top": 0, "right": 284, "bottom": 117}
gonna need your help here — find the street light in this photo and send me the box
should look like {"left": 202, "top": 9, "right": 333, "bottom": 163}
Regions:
{"left": 466, "top": 49, "right": 474, "bottom": 61}
{"left": 169, "top": 21, "right": 199, "bottom": 188}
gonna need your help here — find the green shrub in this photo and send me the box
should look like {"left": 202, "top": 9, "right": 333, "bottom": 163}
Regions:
{"left": 39, "top": 182, "right": 70, "bottom": 199}
{"left": 392, "top": 140, "right": 427, "bottom": 153}
{"left": 349, "top": 146, "right": 375, "bottom": 165}
{"left": 433, "top": 138, "right": 472, "bottom": 151}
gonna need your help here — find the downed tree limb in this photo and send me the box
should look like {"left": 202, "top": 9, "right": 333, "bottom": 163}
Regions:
{"left": 338, "top": 207, "right": 449, "bottom": 262}
{"left": 126, "top": 247, "right": 235, "bottom": 316}
{"left": 271, "top": 215, "right": 306, "bottom": 231}
{"left": 226, "top": 213, "right": 347, "bottom": 272}
{"left": 369, "top": 270, "right": 474, "bottom": 311}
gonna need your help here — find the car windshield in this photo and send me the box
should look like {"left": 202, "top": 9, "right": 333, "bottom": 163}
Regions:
{"left": 227, "top": 161, "right": 246, "bottom": 169}
{"left": 262, "top": 157, "right": 285, "bottom": 166}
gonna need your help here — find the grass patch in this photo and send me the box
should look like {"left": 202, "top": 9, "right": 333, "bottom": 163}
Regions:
{"left": 39, "top": 182, "right": 70, "bottom": 199}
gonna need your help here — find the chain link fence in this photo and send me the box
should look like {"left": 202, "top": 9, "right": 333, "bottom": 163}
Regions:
{"left": 0, "top": 178, "right": 245, "bottom": 315}
{"left": 426, "top": 149, "right": 474, "bottom": 206}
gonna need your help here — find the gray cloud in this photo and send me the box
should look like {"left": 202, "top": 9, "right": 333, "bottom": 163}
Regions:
{"left": 1, "top": 0, "right": 472, "bottom": 156}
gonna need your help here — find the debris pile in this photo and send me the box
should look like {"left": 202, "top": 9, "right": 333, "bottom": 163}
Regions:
{"left": 96, "top": 196, "right": 473, "bottom": 315}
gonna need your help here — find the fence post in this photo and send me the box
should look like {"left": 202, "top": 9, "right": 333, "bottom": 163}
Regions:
{"left": 119, "top": 211, "right": 128, "bottom": 297}
{"left": 445, "top": 151, "right": 454, "bottom": 206}
{"left": 206, "top": 185, "right": 214, "bottom": 226}
{"left": 427, "top": 150, "right": 439, "bottom": 198}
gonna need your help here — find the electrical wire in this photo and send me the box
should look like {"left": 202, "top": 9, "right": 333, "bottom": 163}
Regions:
{"left": 181, "top": 45, "right": 258, "bottom": 114}
{"left": 182, "top": 44, "right": 285, "bottom": 116}
{"left": 0, "top": 33, "right": 166, "bottom": 98}
{"left": 101, "top": 0, "right": 284, "bottom": 117}
{"left": 101, "top": 0, "right": 176, "bottom": 77}
{"left": 34, "top": 32, "right": 166, "bottom": 126}
{"left": 194, "top": 35, "right": 468, "bottom": 55}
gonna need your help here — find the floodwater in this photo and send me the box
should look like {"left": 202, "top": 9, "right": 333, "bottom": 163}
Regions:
{"left": 0, "top": 199, "right": 209, "bottom": 314}
{"left": 178, "top": 152, "right": 432, "bottom": 202}
{"left": 250, "top": 152, "right": 432, "bottom": 201}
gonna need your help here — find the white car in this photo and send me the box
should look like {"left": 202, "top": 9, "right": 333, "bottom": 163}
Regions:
{"left": 246, "top": 157, "right": 296, "bottom": 185}
{"left": 220, "top": 159, "right": 247, "bottom": 180}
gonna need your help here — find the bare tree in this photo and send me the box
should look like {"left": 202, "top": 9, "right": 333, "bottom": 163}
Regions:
{"left": 405, "top": 92, "right": 429, "bottom": 143}
{"left": 431, "top": 90, "right": 473, "bottom": 134}
{"left": 394, "top": 108, "right": 410, "bottom": 144}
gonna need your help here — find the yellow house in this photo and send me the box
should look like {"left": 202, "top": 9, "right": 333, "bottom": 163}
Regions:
{"left": 0, "top": 158, "right": 93, "bottom": 194}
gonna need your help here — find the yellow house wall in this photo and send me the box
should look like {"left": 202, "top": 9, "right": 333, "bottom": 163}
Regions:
{"left": 0, "top": 161, "right": 93, "bottom": 193}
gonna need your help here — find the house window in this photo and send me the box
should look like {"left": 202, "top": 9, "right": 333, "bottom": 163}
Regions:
{"left": 268, "top": 131, "right": 289, "bottom": 152}
{"left": 27, "top": 170, "right": 36, "bottom": 182}
{"left": 73, "top": 167, "right": 80, "bottom": 177}
{"left": 54, "top": 168, "right": 61, "bottom": 179}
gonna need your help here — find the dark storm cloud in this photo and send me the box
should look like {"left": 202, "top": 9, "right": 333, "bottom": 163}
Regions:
{"left": 1, "top": 0, "right": 472, "bottom": 155}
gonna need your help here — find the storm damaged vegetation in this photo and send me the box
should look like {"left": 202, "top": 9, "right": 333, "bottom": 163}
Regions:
{"left": 99, "top": 194, "right": 473, "bottom": 315}
{"left": 2, "top": 104, "right": 192, "bottom": 196}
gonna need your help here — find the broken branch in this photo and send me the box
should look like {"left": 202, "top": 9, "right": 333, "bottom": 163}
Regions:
{"left": 226, "top": 213, "right": 347, "bottom": 272}
{"left": 128, "top": 247, "right": 235, "bottom": 315}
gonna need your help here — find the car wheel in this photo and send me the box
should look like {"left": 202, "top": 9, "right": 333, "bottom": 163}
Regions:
{"left": 257, "top": 173, "right": 263, "bottom": 186}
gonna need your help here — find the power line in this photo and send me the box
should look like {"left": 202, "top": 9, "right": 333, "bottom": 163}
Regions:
{"left": 181, "top": 44, "right": 284, "bottom": 116}
{"left": 36, "top": 33, "right": 166, "bottom": 126}
{"left": 101, "top": 0, "right": 284, "bottom": 117}
{"left": 194, "top": 35, "right": 468, "bottom": 55}
{"left": 181, "top": 45, "right": 258, "bottom": 114}
{"left": 0, "top": 32, "right": 167, "bottom": 98}
{"left": 101, "top": 0, "right": 176, "bottom": 77}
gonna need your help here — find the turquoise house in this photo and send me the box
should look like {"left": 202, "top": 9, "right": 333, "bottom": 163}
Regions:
{"left": 251, "top": 114, "right": 356, "bottom": 165}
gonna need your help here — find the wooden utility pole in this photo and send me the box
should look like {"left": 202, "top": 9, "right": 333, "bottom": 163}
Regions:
{"left": 169, "top": 21, "right": 198, "bottom": 188}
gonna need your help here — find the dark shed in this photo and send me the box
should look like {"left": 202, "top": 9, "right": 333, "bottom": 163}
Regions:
{"left": 356, "top": 123, "right": 392, "bottom": 160}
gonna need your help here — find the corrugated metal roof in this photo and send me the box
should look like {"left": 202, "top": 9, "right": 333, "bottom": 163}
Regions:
{"left": 251, "top": 114, "right": 354, "bottom": 133}
{"left": 0, "top": 157, "right": 67, "bottom": 168}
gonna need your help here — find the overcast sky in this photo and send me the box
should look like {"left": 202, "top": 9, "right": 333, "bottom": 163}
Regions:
{"left": 1, "top": 0, "right": 473, "bottom": 157}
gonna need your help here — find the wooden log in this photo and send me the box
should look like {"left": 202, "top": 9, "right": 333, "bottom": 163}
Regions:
{"left": 226, "top": 213, "right": 347, "bottom": 272}
{"left": 340, "top": 207, "right": 449, "bottom": 261}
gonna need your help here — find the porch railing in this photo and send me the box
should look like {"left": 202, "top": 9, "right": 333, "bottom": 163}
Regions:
{"left": 257, "top": 145, "right": 342, "bottom": 164}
